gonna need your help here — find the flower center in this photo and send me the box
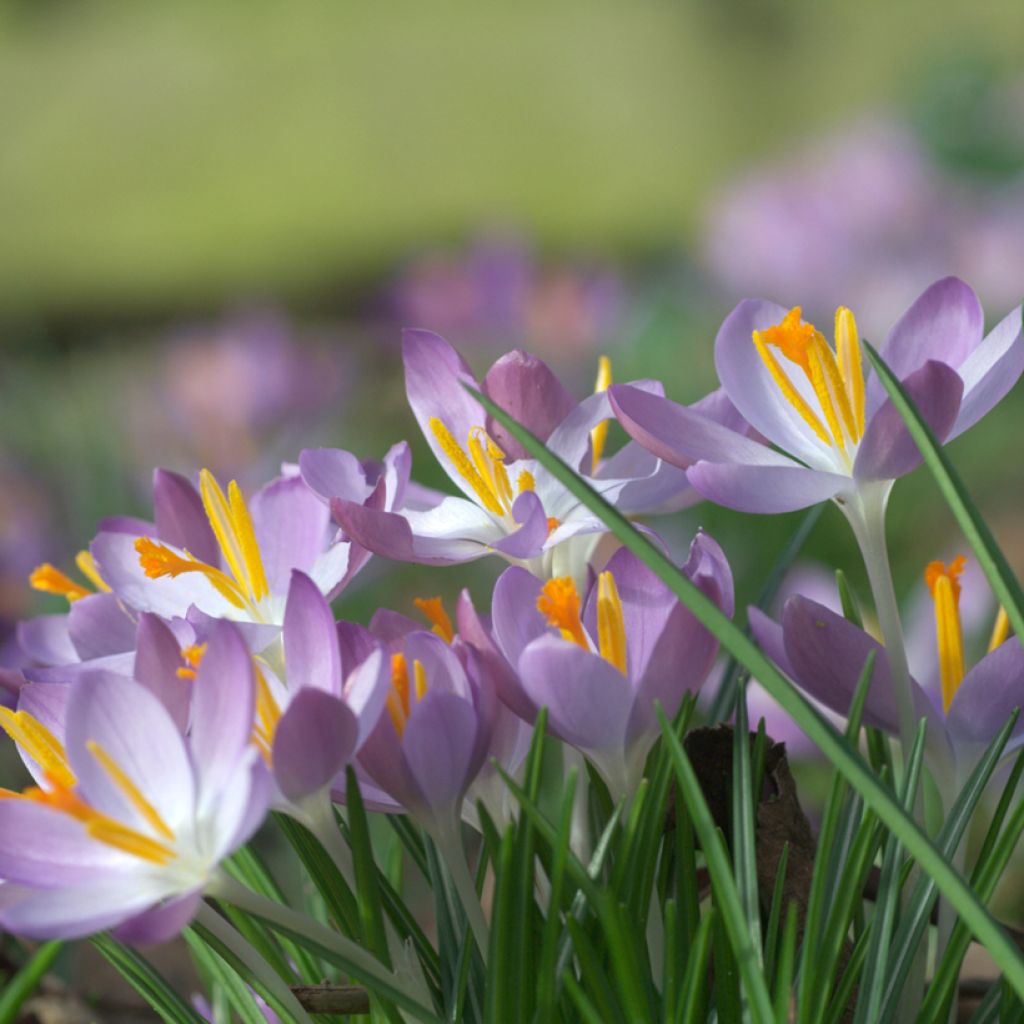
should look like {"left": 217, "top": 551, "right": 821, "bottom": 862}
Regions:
{"left": 135, "top": 470, "right": 270, "bottom": 618}
{"left": 29, "top": 551, "right": 110, "bottom": 604}
{"left": 753, "top": 306, "right": 866, "bottom": 459}
{"left": 925, "top": 555, "right": 967, "bottom": 713}
{"left": 536, "top": 571, "right": 628, "bottom": 674}
{"left": 387, "top": 652, "right": 427, "bottom": 736}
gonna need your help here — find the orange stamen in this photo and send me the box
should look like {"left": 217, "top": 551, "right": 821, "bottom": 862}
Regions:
{"left": 537, "top": 578, "right": 589, "bottom": 650}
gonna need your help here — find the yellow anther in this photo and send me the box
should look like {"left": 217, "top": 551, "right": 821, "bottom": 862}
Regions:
{"left": 517, "top": 469, "right": 536, "bottom": 493}
{"left": 835, "top": 307, "right": 865, "bottom": 436}
{"left": 413, "top": 659, "right": 428, "bottom": 702}
{"left": 28, "top": 563, "right": 91, "bottom": 603}
{"left": 430, "top": 418, "right": 506, "bottom": 517}
{"left": 253, "top": 665, "right": 282, "bottom": 754}
{"left": 0, "top": 708, "right": 76, "bottom": 789}
{"left": 989, "top": 607, "right": 1011, "bottom": 652}
{"left": 387, "top": 653, "right": 412, "bottom": 736}
{"left": 414, "top": 597, "right": 454, "bottom": 643}
{"left": 926, "top": 556, "right": 967, "bottom": 714}
{"left": 176, "top": 643, "right": 208, "bottom": 680}
{"left": 85, "top": 819, "right": 177, "bottom": 865}
{"left": 86, "top": 740, "right": 176, "bottom": 842}
{"left": 135, "top": 537, "right": 247, "bottom": 611}
{"left": 75, "top": 551, "right": 110, "bottom": 593}
{"left": 199, "top": 470, "right": 269, "bottom": 605}
{"left": 810, "top": 334, "right": 858, "bottom": 446}
{"left": 537, "top": 578, "right": 590, "bottom": 650}
{"left": 591, "top": 355, "right": 613, "bottom": 473}
{"left": 597, "top": 571, "right": 628, "bottom": 674}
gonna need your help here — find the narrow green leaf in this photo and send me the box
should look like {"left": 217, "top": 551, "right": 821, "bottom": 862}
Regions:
{"left": 773, "top": 903, "right": 798, "bottom": 1024}
{"left": 184, "top": 928, "right": 269, "bottom": 1024}
{"left": 0, "top": 941, "right": 62, "bottom": 1024}
{"left": 92, "top": 934, "right": 207, "bottom": 1024}
{"left": 471, "top": 382, "right": 1024, "bottom": 1000}
{"left": 762, "top": 842, "right": 789, "bottom": 984}
{"left": 563, "top": 965, "right": 618, "bottom": 1024}
{"left": 712, "top": 893, "right": 743, "bottom": 1024}
{"left": 863, "top": 340, "right": 1024, "bottom": 641}
{"left": 733, "top": 683, "right": 762, "bottom": 966}
{"left": 677, "top": 909, "right": 714, "bottom": 1024}
{"left": 835, "top": 569, "right": 864, "bottom": 628}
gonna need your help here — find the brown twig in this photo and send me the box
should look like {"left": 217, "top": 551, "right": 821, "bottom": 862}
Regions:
{"left": 290, "top": 983, "right": 371, "bottom": 1014}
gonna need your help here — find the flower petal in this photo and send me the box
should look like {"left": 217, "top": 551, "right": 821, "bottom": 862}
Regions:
{"left": 133, "top": 614, "right": 191, "bottom": 732}
{"left": 687, "top": 461, "right": 848, "bottom": 513}
{"left": 853, "top": 360, "right": 963, "bottom": 481}
{"left": 153, "top": 469, "right": 219, "bottom": 566}
{"left": 112, "top": 890, "right": 203, "bottom": 945}
{"left": 946, "top": 639, "right": 1024, "bottom": 753}
{"left": 489, "top": 490, "right": 549, "bottom": 560}
{"left": 284, "top": 571, "right": 341, "bottom": 695}
{"left": 17, "top": 615, "right": 77, "bottom": 667}
{"left": 67, "top": 593, "right": 136, "bottom": 662}
{"left": 298, "top": 447, "right": 370, "bottom": 504}
{"left": 341, "top": 648, "right": 389, "bottom": 749}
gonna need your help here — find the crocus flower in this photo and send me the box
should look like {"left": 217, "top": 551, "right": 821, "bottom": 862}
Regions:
{"left": 750, "top": 556, "right": 1024, "bottom": 769}
{"left": 90, "top": 456, "right": 405, "bottom": 648}
{"left": 0, "top": 622, "right": 269, "bottom": 942}
{"left": 326, "top": 330, "right": 703, "bottom": 579}
{"left": 610, "top": 278, "right": 1024, "bottom": 519}
{"left": 488, "top": 537, "right": 732, "bottom": 802}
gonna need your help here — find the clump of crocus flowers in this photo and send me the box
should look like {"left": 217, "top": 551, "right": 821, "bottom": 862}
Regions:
{"left": 1, "top": 276, "right": 1022, "bottom": 1021}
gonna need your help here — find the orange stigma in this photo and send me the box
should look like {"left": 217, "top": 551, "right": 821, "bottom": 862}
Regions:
{"left": 414, "top": 596, "right": 455, "bottom": 644}
{"left": 537, "top": 577, "right": 589, "bottom": 650}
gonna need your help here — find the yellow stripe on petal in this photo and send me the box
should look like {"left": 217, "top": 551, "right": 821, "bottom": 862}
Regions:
{"left": 85, "top": 819, "right": 177, "bottom": 865}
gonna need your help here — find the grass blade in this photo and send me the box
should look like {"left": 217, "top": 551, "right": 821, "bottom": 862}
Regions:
{"left": 0, "top": 941, "right": 62, "bottom": 1024}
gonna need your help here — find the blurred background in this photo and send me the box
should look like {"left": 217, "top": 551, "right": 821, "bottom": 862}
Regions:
{"left": 2, "top": 0, "right": 1024, "bottom": 683}
{"left": 2, "top": 0, "right": 1024, "bottom": 1011}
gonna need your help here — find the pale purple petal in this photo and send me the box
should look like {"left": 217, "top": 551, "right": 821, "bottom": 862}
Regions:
{"left": 748, "top": 608, "right": 795, "bottom": 679}
{"left": 68, "top": 593, "right": 136, "bottom": 661}
{"left": 213, "top": 750, "right": 272, "bottom": 859}
{"left": 341, "top": 648, "right": 389, "bottom": 748}
{"left": 853, "top": 361, "right": 963, "bottom": 481}
{"left": 518, "top": 636, "right": 632, "bottom": 750}
{"left": 298, "top": 448, "right": 370, "bottom": 504}
{"left": 190, "top": 622, "right": 255, "bottom": 811}
{"left": 337, "top": 621, "right": 379, "bottom": 675}
{"left": 133, "top": 614, "right": 191, "bottom": 732}
{"left": 489, "top": 491, "right": 548, "bottom": 560}
{"left": 946, "top": 639, "right": 1024, "bottom": 753}
{"left": 66, "top": 672, "right": 196, "bottom": 831}
{"left": 250, "top": 475, "right": 332, "bottom": 594}
{"left": 273, "top": 689, "right": 359, "bottom": 802}
{"left": 950, "top": 305, "right": 1024, "bottom": 439}
{"left": 17, "top": 615, "right": 77, "bottom": 667}
{"left": 491, "top": 567, "right": 548, "bottom": 668}
{"left": 153, "top": 469, "right": 219, "bottom": 566}
{"left": 113, "top": 890, "right": 202, "bottom": 945}
{"left": 284, "top": 571, "right": 341, "bottom": 695}
{"left": 482, "top": 350, "right": 576, "bottom": 459}
{"left": 714, "top": 299, "right": 829, "bottom": 462}
{"left": 687, "top": 461, "right": 848, "bottom": 513}
{"left": 683, "top": 530, "right": 735, "bottom": 619}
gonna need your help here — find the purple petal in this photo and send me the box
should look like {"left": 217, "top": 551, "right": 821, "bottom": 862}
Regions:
{"left": 66, "top": 672, "right": 196, "bottom": 830}
{"left": 482, "top": 350, "right": 576, "bottom": 459}
{"left": 284, "top": 571, "right": 341, "bottom": 695}
{"left": 298, "top": 447, "right": 370, "bottom": 503}
{"left": 113, "top": 890, "right": 202, "bottom": 945}
{"left": 853, "top": 360, "right": 963, "bottom": 481}
{"left": 489, "top": 490, "right": 548, "bottom": 560}
{"left": 782, "top": 597, "right": 938, "bottom": 735}
{"left": 211, "top": 750, "right": 272, "bottom": 860}
{"left": 714, "top": 299, "right": 830, "bottom": 462}
{"left": 879, "top": 277, "right": 982, "bottom": 382}
{"left": 272, "top": 689, "right": 359, "bottom": 802}
{"left": 133, "top": 614, "right": 191, "bottom": 732}
{"left": 337, "top": 621, "right": 379, "bottom": 675}
{"left": 153, "top": 469, "right": 219, "bottom": 566}
{"left": 608, "top": 384, "right": 788, "bottom": 471}
{"left": 341, "top": 648, "right": 389, "bottom": 748}
{"left": 190, "top": 621, "right": 255, "bottom": 810}
{"left": 518, "top": 636, "right": 632, "bottom": 751}
{"left": 683, "top": 530, "right": 735, "bottom": 619}
{"left": 68, "top": 593, "right": 136, "bottom": 661}
{"left": 250, "top": 475, "right": 332, "bottom": 595}
{"left": 950, "top": 305, "right": 1024, "bottom": 439}
{"left": 491, "top": 567, "right": 548, "bottom": 668}
{"left": 17, "top": 615, "right": 77, "bottom": 667}
{"left": 748, "top": 607, "right": 795, "bottom": 679}
{"left": 946, "top": 639, "right": 1024, "bottom": 752}
{"left": 687, "top": 461, "right": 848, "bottom": 514}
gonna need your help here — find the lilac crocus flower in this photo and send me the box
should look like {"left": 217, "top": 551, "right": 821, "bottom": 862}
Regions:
{"left": 750, "top": 557, "right": 1024, "bottom": 769}
{"left": 0, "top": 623, "right": 269, "bottom": 943}
{"left": 321, "top": 330, "right": 701, "bottom": 580}
{"left": 610, "top": 278, "right": 1023, "bottom": 522}
{"left": 488, "top": 537, "right": 732, "bottom": 802}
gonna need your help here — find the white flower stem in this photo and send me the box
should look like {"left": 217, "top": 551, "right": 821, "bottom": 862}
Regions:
{"left": 842, "top": 483, "right": 918, "bottom": 768}
{"left": 194, "top": 901, "right": 316, "bottom": 1024}
{"left": 433, "top": 818, "right": 490, "bottom": 965}
{"left": 206, "top": 873, "right": 436, "bottom": 1021}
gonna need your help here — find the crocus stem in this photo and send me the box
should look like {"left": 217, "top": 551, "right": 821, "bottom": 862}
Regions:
{"left": 305, "top": 797, "right": 355, "bottom": 886}
{"left": 433, "top": 819, "right": 490, "bottom": 964}
{"left": 194, "top": 902, "right": 316, "bottom": 1024}
{"left": 842, "top": 483, "right": 918, "bottom": 769}
{"left": 206, "top": 873, "right": 437, "bottom": 1022}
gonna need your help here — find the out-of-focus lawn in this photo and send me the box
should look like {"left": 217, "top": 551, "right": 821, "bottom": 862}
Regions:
{"left": 1, "top": 0, "right": 1022, "bottom": 321}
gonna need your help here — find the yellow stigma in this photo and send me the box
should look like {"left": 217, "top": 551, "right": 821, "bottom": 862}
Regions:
{"left": 176, "top": 643, "right": 208, "bottom": 680}
{"left": 29, "top": 563, "right": 92, "bottom": 603}
{"left": 414, "top": 596, "right": 455, "bottom": 643}
{"left": 591, "top": 355, "right": 613, "bottom": 473}
{"left": 926, "top": 556, "right": 967, "bottom": 714}
{"left": 0, "top": 708, "right": 76, "bottom": 789}
{"left": 537, "top": 577, "right": 589, "bottom": 650}
{"left": 386, "top": 653, "right": 426, "bottom": 736}
{"left": 989, "top": 607, "right": 1011, "bottom": 652}
{"left": 135, "top": 537, "right": 248, "bottom": 610}
{"left": 753, "top": 305, "right": 865, "bottom": 457}
{"left": 596, "top": 571, "right": 628, "bottom": 674}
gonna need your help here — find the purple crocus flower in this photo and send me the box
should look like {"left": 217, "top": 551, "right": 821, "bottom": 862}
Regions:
{"left": 0, "top": 622, "right": 269, "bottom": 943}
{"left": 322, "top": 330, "right": 701, "bottom": 579}
{"left": 610, "top": 278, "right": 1023, "bottom": 517}
{"left": 750, "top": 556, "right": 1024, "bottom": 768}
{"left": 488, "top": 537, "right": 732, "bottom": 802}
